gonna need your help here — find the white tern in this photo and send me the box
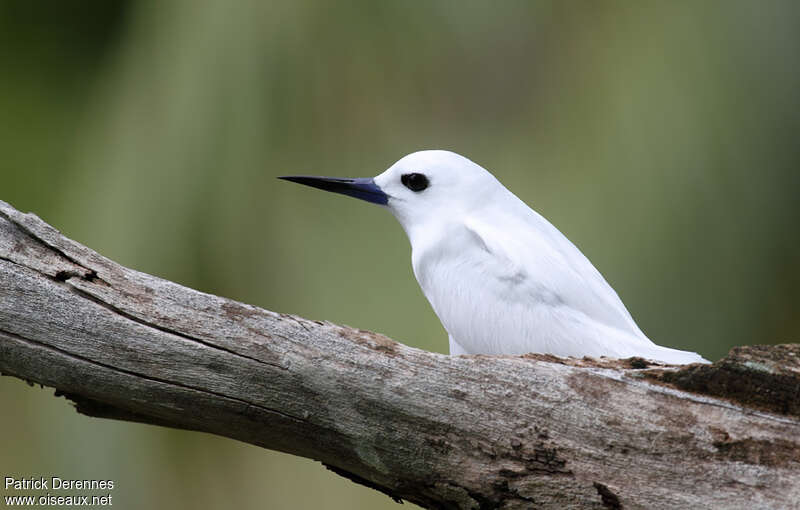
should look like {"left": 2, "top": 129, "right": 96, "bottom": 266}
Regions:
{"left": 280, "top": 150, "right": 708, "bottom": 364}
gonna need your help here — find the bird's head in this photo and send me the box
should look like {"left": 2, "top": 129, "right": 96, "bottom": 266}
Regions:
{"left": 280, "top": 150, "right": 501, "bottom": 234}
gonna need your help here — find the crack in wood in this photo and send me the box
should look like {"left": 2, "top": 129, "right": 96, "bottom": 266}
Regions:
{"left": 64, "top": 282, "right": 290, "bottom": 372}
{"left": 0, "top": 208, "right": 100, "bottom": 280}
{"left": 593, "top": 482, "right": 622, "bottom": 509}
{"left": 0, "top": 327, "right": 306, "bottom": 424}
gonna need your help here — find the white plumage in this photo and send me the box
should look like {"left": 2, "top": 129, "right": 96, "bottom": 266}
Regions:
{"left": 282, "top": 150, "right": 708, "bottom": 364}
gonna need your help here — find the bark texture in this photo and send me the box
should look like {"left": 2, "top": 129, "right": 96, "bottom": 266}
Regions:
{"left": 0, "top": 199, "right": 798, "bottom": 509}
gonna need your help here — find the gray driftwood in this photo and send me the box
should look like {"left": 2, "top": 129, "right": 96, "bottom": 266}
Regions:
{"left": 0, "top": 199, "right": 798, "bottom": 510}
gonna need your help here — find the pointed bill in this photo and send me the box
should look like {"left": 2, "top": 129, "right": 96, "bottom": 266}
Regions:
{"left": 278, "top": 175, "right": 388, "bottom": 205}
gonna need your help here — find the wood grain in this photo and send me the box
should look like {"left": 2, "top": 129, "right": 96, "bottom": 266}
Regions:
{"left": 1, "top": 199, "right": 798, "bottom": 509}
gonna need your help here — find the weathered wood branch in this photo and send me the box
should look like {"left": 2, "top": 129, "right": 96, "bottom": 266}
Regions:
{"left": 0, "top": 199, "right": 798, "bottom": 509}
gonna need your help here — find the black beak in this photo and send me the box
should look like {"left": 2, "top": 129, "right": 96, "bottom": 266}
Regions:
{"left": 278, "top": 175, "right": 388, "bottom": 205}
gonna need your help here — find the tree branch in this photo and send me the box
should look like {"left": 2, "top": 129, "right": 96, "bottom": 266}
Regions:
{"left": 0, "top": 199, "right": 798, "bottom": 509}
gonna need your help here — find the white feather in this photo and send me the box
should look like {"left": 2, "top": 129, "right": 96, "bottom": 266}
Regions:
{"left": 374, "top": 150, "right": 708, "bottom": 364}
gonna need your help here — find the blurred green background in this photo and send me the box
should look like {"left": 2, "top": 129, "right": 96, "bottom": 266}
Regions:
{"left": 1, "top": 1, "right": 799, "bottom": 508}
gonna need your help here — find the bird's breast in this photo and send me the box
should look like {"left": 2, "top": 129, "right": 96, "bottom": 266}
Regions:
{"left": 411, "top": 227, "right": 548, "bottom": 353}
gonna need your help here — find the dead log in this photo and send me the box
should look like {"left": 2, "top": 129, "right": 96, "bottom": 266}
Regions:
{"left": 0, "top": 199, "right": 798, "bottom": 509}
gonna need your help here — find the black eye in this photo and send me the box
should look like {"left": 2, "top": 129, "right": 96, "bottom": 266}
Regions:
{"left": 401, "top": 173, "right": 429, "bottom": 192}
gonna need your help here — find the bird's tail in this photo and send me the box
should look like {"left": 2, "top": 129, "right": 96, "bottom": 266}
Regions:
{"left": 645, "top": 345, "right": 710, "bottom": 365}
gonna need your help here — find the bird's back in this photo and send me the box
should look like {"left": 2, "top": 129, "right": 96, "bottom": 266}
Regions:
{"left": 411, "top": 186, "right": 707, "bottom": 364}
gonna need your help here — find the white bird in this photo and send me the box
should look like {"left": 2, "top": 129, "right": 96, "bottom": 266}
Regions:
{"left": 280, "top": 150, "right": 708, "bottom": 364}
